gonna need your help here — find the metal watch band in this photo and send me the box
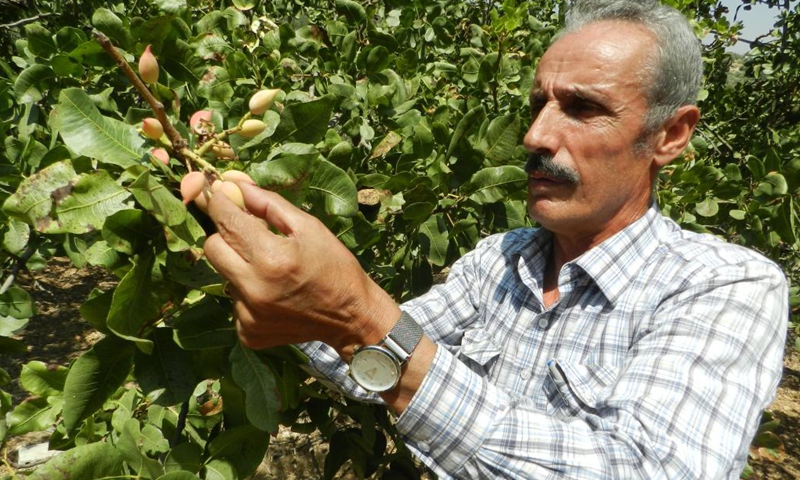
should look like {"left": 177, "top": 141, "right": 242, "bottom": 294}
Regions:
{"left": 382, "top": 311, "right": 423, "bottom": 364}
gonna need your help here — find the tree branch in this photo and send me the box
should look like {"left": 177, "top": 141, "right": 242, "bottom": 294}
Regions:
{"left": 0, "top": 236, "right": 42, "bottom": 295}
{"left": 93, "top": 30, "right": 189, "bottom": 164}
{"left": 0, "top": 13, "right": 54, "bottom": 30}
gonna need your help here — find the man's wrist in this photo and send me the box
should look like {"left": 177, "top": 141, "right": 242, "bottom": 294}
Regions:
{"left": 348, "top": 311, "right": 424, "bottom": 393}
{"left": 334, "top": 282, "right": 402, "bottom": 362}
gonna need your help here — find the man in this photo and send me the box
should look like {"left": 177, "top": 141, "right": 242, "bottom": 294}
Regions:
{"left": 204, "top": 0, "right": 789, "bottom": 478}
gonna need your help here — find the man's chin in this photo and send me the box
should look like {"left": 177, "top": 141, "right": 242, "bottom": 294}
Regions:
{"left": 526, "top": 198, "right": 575, "bottom": 230}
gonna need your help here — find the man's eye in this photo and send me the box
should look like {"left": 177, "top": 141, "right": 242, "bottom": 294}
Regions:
{"left": 566, "top": 100, "right": 603, "bottom": 117}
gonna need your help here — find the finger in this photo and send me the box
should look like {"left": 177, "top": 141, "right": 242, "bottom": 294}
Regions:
{"left": 207, "top": 190, "right": 274, "bottom": 263}
{"left": 237, "top": 183, "right": 305, "bottom": 237}
{"left": 203, "top": 232, "right": 250, "bottom": 285}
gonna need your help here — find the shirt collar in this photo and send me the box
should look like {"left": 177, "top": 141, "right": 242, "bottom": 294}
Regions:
{"left": 513, "top": 203, "right": 666, "bottom": 306}
{"left": 571, "top": 203, "right": 666, "bottom": 305}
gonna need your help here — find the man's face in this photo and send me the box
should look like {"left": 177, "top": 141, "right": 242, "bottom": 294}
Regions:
{"left": 524, "top": 21, "right": 658, "bottom": 243}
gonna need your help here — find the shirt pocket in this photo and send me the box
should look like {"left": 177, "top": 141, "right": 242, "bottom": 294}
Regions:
{"left": 458, "top": 326, "right": 502, "bottom": 375}
{"left": 542, "top": 359, "right": 619, "bottom": 419}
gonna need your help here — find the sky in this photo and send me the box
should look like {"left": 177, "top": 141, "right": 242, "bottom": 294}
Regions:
{"left": 719, "top": 0, "right": 784, "bottom": 53}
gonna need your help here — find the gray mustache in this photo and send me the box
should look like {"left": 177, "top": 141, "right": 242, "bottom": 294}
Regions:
{"left": 524, "top": 154, "right": 581, "bottom": 184}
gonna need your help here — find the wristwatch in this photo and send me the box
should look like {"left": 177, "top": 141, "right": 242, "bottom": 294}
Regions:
{"left": 348, "top": 311, "right": 424, "bottom": 393}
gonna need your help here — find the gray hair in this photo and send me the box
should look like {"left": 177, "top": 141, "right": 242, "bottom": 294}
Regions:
{"left": 562, "top": 0, "right": 703, "bottom": 134}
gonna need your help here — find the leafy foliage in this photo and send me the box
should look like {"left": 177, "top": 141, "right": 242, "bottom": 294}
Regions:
{"left": 0, "top": 0, "right": 796, "bottom": 479}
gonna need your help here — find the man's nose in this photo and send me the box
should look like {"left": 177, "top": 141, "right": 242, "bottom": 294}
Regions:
{"left": 523, "top": 103, "right": 559, "bottom": 156}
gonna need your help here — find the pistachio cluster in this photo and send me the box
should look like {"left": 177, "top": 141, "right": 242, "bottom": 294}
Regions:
{"left": 136, "top": 45, "right": 280, "bottom": 212}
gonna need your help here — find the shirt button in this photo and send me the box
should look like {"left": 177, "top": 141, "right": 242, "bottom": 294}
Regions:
{"left": 538, "top": 318, "right": 549, "bottom": 329}
{"left": 520, "top": 370, "right": 531, "bottom": 380}
{"left": 417, "top": 441, "right": 430, "bottom": 453}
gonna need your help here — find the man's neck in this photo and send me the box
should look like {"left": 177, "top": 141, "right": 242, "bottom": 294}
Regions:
{"left": 541, "top": 201, "right": 653, "bottom": 308}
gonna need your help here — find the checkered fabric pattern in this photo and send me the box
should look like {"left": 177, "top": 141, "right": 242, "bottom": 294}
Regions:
{"left": 298, "top": 204, "right": 788, "bottom": 479}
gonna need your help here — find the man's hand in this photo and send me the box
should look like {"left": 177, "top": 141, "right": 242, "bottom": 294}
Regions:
{"left": 203, "top": 182, "right": 400, "bottom": 354}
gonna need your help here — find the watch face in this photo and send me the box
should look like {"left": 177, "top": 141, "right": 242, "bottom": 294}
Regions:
{"left": 350, "top": 346, "right": 401, "bottom": 392}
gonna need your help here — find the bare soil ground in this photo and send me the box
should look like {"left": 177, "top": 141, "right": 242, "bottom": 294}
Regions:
{"left": 0, "top": 258, "right": 797, "bottom": 479}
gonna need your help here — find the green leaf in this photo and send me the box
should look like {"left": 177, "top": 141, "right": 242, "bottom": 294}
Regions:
{"left": 480, "top": 113, "right": 521, "bottom": 166}
{"left": 103, "top": 209, "right": 160, "bottom": 254}
{"left": 0, "top": 286, "right": 35, "bottom": 320}
{"left": 205, "top": 424, "right": 270, "bottom": 478}
{"left": 20, "top": 361, "right": 67, "bottom": 396}
{"left": 158, "top": 472, "right": 203, "bottom": 480}
{"left": 165, "top": 251, "right": 224, "bottom": 292}
{"left": 55, "top": 26, "right": 86, "bottom": 52}
{"left": 230, "top": 343, "right": 280, "bottom": 433}
{"left": 418, "top": 215, "right": 449, "bottom": 267}
{"left": 773, "top": 197, "right": 797, "bottom": 245}
{"left": 7, "top": 396, "right": 60, "bottom": 436}
{"left": 24, "top": 23, "right": 57, "bottom": 58}
{"left": 335, "top": 0, "right": 367, "bottom": 22}
{"left": 143, "top": 424, "right": 172, "bottom": 456}
{"left": 485, "top": 200, "right": 527, "bottom": 230}
{"left": 27, "top": 441, "right": 124, "bottom": 480}
{"left": 13, "top": 64, "right": 56, "bottom": 103}
{"left": 107, "top": 252, "right": 159, "bottom": 352}
{"left": 462, "top": 57, "right": 480, "bottom": 84}
{"left": 85, "top": 239, "right": 123, "bottom": 268}
{"left": 154, "top": 0, "right": 189, "bottom": 14}
{"left": 129, "top": 171, "right": 187, "bottom": 227}
{"left": 172, "top": 297, "right": 236, "bottom": 350}
{"left": 0, "top": 367, "right": 10, "bottom": 387}
{"left": 117, "top": 418, "right": 166, "bottom": 478}
{"left": 231, "top": 0, "right": 255, "bottom": 10}
{"left": 164, "top": 442, "right": 203, "bottom": 474}
{"left": 759, "top": 172, "right": 789, "bottom": 197}
{"left": 446, "top": 105, "right": 485, "bottom": 159}
{"left": 325, "top": 429, "right": 350, "bottom": 479}
{"left": 273, "top": 95, "right": 335, "bottom": 144}
{"left": 729, "top": 209, "right": 746, "bottom": 221}
{"left": 53, "top": 170, "right": 131, "bottom": 234}
{"left": 79, "top": 288, "right": 114, "bottom": 334}
{"left": 134, "top": 328, "right": 197, "bottom": 406}
{"left": 92, "top": 8, "right": 132, "bottom": 50}
{"left": 2, "top": 160, "right": 77, "bottom": 231}
{"left": 165, "top": 214, "right": 206, "bottom": 252}
{"left": 62, "top": 335, "right": 135, "bottom": 433}
{"left": 3, "top": 218, "right": 30, "bottom": 255}
{"left": 197, "top": 66, "right": 234, "bottom": 102}
{"left": 53, "top": 88, "right": 145, "bottom": 168}
{"left": 308, "top": 159, "right": 358, "bottom": 217}
{"left": 51, "top": 53, "right": 83, "bottom": 76}
{"left": 695, "top": 197, "right": 719, "bottom": 217}
{"left": 203, "top": 459, "right": 237, "bottom": 480}
{"left": 0, "top": 316, "right": 28, "bottom": 337}
{"left": 463, "top": 166, "right": 527, "bottom": 204}
{"left": 366, "top": 46, "right": 391, "bottom": 73}
{"left": 402, "top": 182, "right": 437, "bottom": 226}
{"left": 247, "top": 149, "right": 317, "bottom": 205}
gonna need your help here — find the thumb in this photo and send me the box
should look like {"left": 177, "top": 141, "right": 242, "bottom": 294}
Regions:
{"left": 237, "top": 182, "right": 304, "bottom": 236}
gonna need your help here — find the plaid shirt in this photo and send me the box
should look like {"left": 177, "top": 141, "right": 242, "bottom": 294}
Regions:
{"left": 299, "top": 205, "right": 788, "bottom": 479}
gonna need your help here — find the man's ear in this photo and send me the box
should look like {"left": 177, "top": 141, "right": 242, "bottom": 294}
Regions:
{"left": 652, "top": 105, "right": 700, "bottom": 168}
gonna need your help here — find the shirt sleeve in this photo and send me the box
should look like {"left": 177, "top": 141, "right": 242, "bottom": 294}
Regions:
{"left": 394, "top": 259, "right": 788, "bottom": 479}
